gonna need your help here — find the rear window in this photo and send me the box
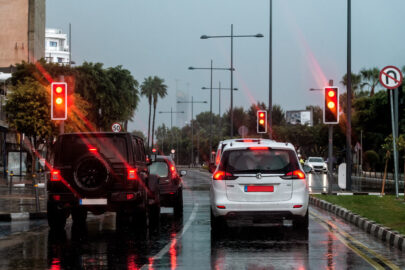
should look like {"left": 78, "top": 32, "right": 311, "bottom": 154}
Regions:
{"left": 220, "top": 148, "right": 299, "bottom": 174}
{"left": 59, "top": 135, "right": 128, "bottom": 164}
{"left": 149, "top": 161, "right": 169, "bottom": 177}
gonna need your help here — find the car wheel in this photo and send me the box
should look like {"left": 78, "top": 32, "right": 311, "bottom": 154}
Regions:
{"left": 174, "top": 188, "right": 183, "bottom": 217}
{"left": 71, "top": 207, "right": 87, "bottom": 227}
{"left": 47, "top": 201, "right": 68, "bottom": 231}
{"left": 294, "top": 209, "right": 309, "bottom": 229}
{"left": 211, "top": 208, "right": 226, "bottom": 233}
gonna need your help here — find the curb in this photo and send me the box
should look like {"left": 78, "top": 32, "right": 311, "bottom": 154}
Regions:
{"left": 0, "top": 212, "right": 47, "bottom": 221}
{"left": 310, "top": 196, "right": 405, "bottom": 251}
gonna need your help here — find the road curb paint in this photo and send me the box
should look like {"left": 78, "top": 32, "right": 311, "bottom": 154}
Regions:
{"left": 310, "top": 196, "right": 405, "bottom": 251}
{"left": 0, "top": 212, "right": 46, "bottom": 221}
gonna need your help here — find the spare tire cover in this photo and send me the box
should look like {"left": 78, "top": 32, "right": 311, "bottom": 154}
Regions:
{"left": 73, "top": 154, "right": 110, "bottom": 195}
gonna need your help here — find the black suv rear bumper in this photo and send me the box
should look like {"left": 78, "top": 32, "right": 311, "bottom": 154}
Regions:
{"left": 48, "top": 191, "right": 144, "bottom": 212}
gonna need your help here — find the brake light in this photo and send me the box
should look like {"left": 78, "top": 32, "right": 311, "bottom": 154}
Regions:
{"left": 127, "top": 168, "right": 138, "bottom": 180}
{"left": 51, "top": 170, "right": 61, "bottom": 181}
{"left": 213, "top": 170, "right": 237, "bottom": 180}
{"left": 89, "top": 147, "right": 97, "bottom": 152}
{"left": 170, "top": 165, "right": 178, "bottom": 179}
{"left": 281, "top": 170, "right": 306, "bottom": 180}
{"left": 215, "top": 149, "right": 221, "bottom": 165}
{"left": 249, "top": 147, "right": 269, "bottom": 150}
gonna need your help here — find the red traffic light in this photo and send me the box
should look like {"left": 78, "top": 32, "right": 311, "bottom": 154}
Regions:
{"left": 257, "top": 110, "right": 267, "bottom": 133}
{"left": 51, "top": 82, "right": 67, "bottom": 120}
{"left": 152, "top": 148, "right": 156, "bottom": 153}
{"left": 324, "top": 87, "right": 339, "bottom": 124}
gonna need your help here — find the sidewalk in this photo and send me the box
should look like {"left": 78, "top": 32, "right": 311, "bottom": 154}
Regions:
{"left": 0, "top": 174, "right": 47, "bottom": 221}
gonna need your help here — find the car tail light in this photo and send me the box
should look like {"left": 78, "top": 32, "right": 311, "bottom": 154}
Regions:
{"left": 248, "top": 147, "right": 270, "bottom": 150}
{"left": 89, "top": 147, "right": 97, "bottom": 152}
{"left": 126, "top": 193, "right": 135, "bottom": 200}
{"left": 170, "top": 165, "right": 178, "bottom": 180}
{"left": 281, "top": 170, "right": 306, "bottom": 180}
{"left": 51, "top": 170, "right": 61, "bottom": 181}
{"left": 53, "top": 195, "right": 61, "bottom": 201}
{"left": 127, "top": 168, "right": 138, "bottom": 180}
{"left": 293, "top": 205, "right": 303, "bottom": 208}
{"left": 213, "top": 170, "right": 237, "bottom": 180}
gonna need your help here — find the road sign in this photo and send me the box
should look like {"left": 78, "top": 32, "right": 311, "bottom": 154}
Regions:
{"left": 379, "top": 66, "right": 403, "bottom": 89}
{"left": 111, "top": 123, "right": 122, "bottom": 133}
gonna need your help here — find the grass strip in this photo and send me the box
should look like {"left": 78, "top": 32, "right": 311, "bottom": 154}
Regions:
{"left": 313, "top": 195, "right": 405, "bottom": 235}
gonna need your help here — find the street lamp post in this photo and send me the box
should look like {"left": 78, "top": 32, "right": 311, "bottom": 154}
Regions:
{"left": 201, "top": 25, "right": 263, "bottom": 137}
{"left": 177, "top": 97, "right": 207, "bottom": 166}
{"left": 189, "top": 62, "right": 232, "bottom": 154}
{"left": 159, "top": 107, "right": 184, "bottom": 150}
{"left": 202, "top": 83, "right": 238, "bottom": 117}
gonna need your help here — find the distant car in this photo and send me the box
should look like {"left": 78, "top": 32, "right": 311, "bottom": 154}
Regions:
{"left": 210, "top": 139, "right": 309, "bottom": 231}
{"left": 149, "top": 155, "right": 186, "bottom": 216}
{"left": 47, "top": 132, "right": 160, "bottom": 230}
{"left": 304, "top": 157, "right": 327, "bottom": 173}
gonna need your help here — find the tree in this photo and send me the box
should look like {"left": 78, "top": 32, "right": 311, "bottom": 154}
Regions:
{"left": 272, "top": 104, "right": 286, "bottom": 126}
{"left": 151, "top": 77, "right": 168, "bottom": 148}
{"left": 106, "top": 65, "right": 139, "bottom": 131}
{"left": 341, "top": 72, "right": 362, "bottom": 96}
{"left": 360, "top": 67, "right": 380, "bottom": 97}
{"left": 5, "top": 79, "right": 89, "bottom": 173}
{"left": 141, "top": 76, "right": 154, "bottom": 149}
{"left": 11, "top": 60, "right": 139, "bottom": 132}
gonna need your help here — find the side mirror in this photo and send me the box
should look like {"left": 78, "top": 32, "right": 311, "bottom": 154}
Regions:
{"left": 180, "top": 170, "right": 187, "bottom": 176}
{"left": 302, "top": 165, "right": 312, "bottom": 174}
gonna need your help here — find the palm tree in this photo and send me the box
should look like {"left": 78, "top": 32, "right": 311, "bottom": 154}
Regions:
{"left": 151, "top": 77, "right": 168, "bottom": 148}
{"left": 360, "top": 67, "right": 380, "bottom": 96}
{"left": 341, "top": 72, "right": 362, "bottom": 97}
{"left": 141, "top": 76, "right": 154, "bottom": 149}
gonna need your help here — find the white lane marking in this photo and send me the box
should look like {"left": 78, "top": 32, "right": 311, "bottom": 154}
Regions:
{"left": 140, "top": 203, "right": 199, "bottom": 270}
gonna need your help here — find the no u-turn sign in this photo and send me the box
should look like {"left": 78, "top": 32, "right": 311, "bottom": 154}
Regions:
{"left": 379, "top": 66, "right": 403, "bottom": 89}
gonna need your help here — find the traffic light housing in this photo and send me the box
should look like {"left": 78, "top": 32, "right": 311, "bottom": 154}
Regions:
{"left": 323, "top": 87, "right": 339, "bottom": 124}
{"left": 51, "top": 82, "right": 67, "bottom": 120}
{"left": 257, "top": 110, "right": 267, "bottom": 133}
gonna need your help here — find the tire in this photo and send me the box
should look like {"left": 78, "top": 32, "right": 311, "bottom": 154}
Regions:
{"left": 211, "top": 208, "right": 226, "bottom": 233}
{"left": 71, "top": 207, "right": 87, "bottom": 227}
{"left": 173, "top": 188, "right": 183, "bottom": 217}
{"left": 147, "top": 174, "right": 160, "bottom": 225}
{"left": 149, "top": 203, "right": 160, "bottom": 227}
{"left": 47, "top": 201, "right": 68, "bottom": 231}
{"left": 73, "top": 154, "right": 110, "bottom": 196}
{"left": 294, "top": 209, "right": 309, "bottom": 229}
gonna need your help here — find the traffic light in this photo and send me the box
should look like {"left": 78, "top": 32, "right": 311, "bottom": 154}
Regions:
{"left": 51, "top": 82, "right": 67, "bottom": 120}
{"left": 323, "top": 87, "right": 339, "bottom": 124}
{"left": 257, "top": 110, "right": 267, "bottom": 133}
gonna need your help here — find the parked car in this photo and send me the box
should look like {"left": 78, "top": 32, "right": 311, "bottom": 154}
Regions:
{"left": 210, "top": 139, "right": 309, "bottom": 231}
{"left": 304, "top": 157, "right": 328, "bottom": 173}
{"left": 148, "top": 155, "right": 185, "bottom": 216}
{"left": 47, "top": 132, "right": 160, "bottom": 230}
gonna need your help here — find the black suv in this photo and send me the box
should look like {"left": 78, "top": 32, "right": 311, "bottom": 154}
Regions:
{"left": 148, "top": 155, "right": 185, "bottom": 216}
{"left": 47, "top": 132, "right": 160, "bottom": 230}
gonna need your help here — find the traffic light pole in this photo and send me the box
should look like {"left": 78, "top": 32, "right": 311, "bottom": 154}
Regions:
{"left": 328, "top": 125, "right": 333, "bottom": 194}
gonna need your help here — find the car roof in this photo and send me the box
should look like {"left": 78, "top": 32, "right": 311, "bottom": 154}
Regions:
{"left": 222, "top": 139, "right": 295, "bottom": 152}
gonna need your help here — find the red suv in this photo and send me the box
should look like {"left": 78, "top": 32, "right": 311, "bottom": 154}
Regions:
{"left": 148, "top": 155, "right": 185, "bottom": 216}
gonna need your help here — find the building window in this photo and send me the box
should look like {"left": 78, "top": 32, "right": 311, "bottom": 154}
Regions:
{"left": 57, "top": 58, "right": 63, "bottom": 63}
{"left": 49, "top": 41, "right": 57, "bottom": 47}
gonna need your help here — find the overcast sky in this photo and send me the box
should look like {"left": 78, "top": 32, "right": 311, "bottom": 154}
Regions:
{"left": 47, "top": 0, "right": 405, "bottom": 135}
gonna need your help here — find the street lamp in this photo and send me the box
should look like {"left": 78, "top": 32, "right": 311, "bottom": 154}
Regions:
{"left": 188, "top": 61, "right": 233, "bottom": 154}
{"left": 201, "top": 24, "right": 263, "bottom": 137}
{"left": 177, "top": 97, "right": 207, "bottom": 166}
{"left": 159, "top": 108, "right": 184, "bottom": 151}
{"left": 202, "top": 82, "right": 238, "bottom": 117}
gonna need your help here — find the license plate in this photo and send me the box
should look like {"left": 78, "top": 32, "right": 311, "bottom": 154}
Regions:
{"left": 80, "top": 198, "right": 107, "bottom": 205}
{"left": 245, "top": 186, "right": 274, "bottom": 192}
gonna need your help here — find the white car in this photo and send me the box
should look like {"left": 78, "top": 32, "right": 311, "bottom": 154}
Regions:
{"left": 304, "top": 157, "right": 328, "bottom": 173}
{"left": 210, "top": 139, "right": 309, "bottom": 230}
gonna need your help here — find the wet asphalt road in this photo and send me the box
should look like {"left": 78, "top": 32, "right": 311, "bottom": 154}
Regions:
{"left": 0, "top": 169, "right": 404, "bottom": 269}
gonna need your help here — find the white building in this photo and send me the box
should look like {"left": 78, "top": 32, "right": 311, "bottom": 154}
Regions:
{"left": 45, "top": 28, "right": 70, "bottom": 64}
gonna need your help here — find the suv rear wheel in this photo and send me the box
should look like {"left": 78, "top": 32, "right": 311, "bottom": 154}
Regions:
{"left": 47, "top": 201, "right": 69, "bottom": 230}
{"left": 294, "top": 210, "right": 309, "bottom": 229}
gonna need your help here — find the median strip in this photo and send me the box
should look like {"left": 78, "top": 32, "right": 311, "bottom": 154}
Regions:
{"left": 310, "top": 195, "right": 405, "bottom": 251}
